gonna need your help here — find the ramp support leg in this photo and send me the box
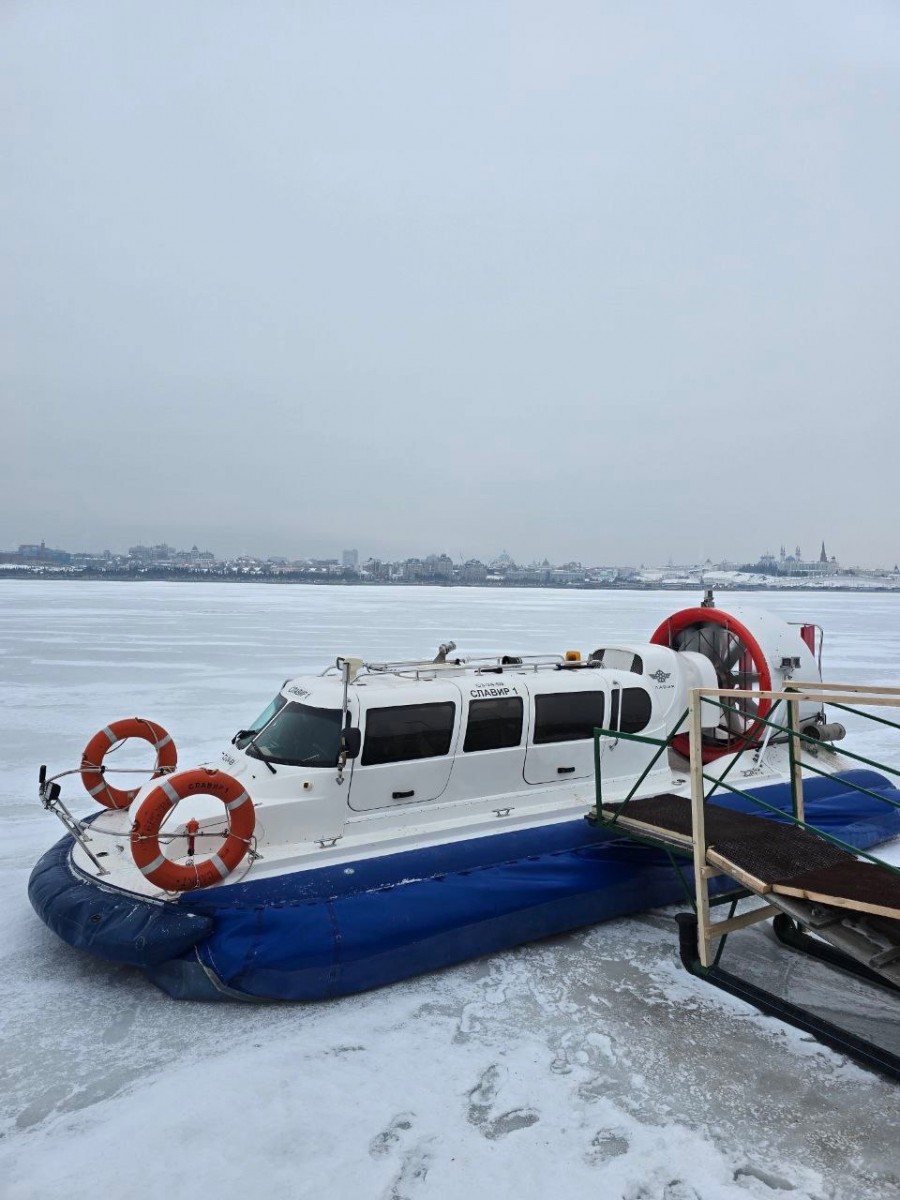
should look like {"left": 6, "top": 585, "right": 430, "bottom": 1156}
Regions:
{"left": 689, "top": 692, "right": 712, "bottom": 966}
{"left": 676, "top": 913, "right": 900, "bottom": 1083}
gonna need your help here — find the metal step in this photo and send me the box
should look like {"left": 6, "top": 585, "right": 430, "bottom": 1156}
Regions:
{"left": 765, "top": 893, "right": 900, "bottom": 991}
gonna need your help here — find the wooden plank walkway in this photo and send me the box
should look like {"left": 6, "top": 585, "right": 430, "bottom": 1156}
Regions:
{"left": 602, "top": 795, "right": 900, "bottom": 921}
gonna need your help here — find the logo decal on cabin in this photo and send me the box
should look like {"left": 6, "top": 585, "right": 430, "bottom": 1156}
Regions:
{"left": 649, "top": 669, "right": 671, "bottom": 684}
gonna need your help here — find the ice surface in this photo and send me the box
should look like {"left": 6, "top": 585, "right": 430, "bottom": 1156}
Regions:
{"left": 2, "top": 582, "right": 900, "bottom": 1200}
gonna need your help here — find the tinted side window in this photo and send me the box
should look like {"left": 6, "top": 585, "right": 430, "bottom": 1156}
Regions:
{"left": 621, "top": 687, "right": 652, "bottom": 733}
{"left": 463, "top": 697, "right": 524, "bottom": 752}
{"left": 362, "top": 702, "right": 456, "bottom": 765}
{"left": 533, "top": 692, "right": 605, "bottom": 744}
{"left": 610, "top": 687, "right": 653, "bottom": 734}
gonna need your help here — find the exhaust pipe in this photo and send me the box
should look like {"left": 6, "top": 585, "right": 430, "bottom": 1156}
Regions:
{"left": 801, "top": 720, "right": 846, "bottom": 743}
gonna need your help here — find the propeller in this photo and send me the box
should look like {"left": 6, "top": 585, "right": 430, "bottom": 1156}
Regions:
{"left": 671, "top": 622, "right": 761, "bottom": 741}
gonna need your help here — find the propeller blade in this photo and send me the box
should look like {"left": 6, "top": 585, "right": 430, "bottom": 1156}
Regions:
{"left": 722, "top": 635, "right": 748, "bottom": 672}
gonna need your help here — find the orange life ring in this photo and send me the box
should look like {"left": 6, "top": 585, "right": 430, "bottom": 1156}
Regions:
{"left": 130, "top": 768, "right": 255, "bottom": 891}
{"left": 81, "top": 718, "right": 177, "bottom": 809}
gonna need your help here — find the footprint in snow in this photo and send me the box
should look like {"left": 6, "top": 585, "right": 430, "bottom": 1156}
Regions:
{"left": 734, "top": 1164, "right": 796, "bottom": 1191}
{"left": 585, "top": 1128, "right": 630, "bottom": 1166}
{"left": 467, "top": 1063, "right": 504, "bottom": 1113}
{"left": 624, "top": 1180, "right": 703, "bottom": 1200}
{"left": 466, "top": 1064, "right": 540, "bottom": 1141}
{"left": 662, "top": 1182, "right": 701, "bottom": 1200}
{"left": 369, "top": 1113, "right": 415, "bottom": 1158}
{"left": 383, "top": 1140, "right": 435, "bottom": 1200}
{"left": 369, "top": 1112, "right": 435, "bottom": 1200}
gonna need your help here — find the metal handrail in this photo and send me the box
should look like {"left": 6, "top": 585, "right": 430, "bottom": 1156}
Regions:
{"left": 691, "top": 685, "right": 900, "bottom": 968}
{"left": 826, "top": 700, "right": 900, "bottom": 735}
{"left": 795, "top": 757, "right": 900, "bottom": 812}
{"left": 704, "top": 696, "right": 900, "bottom": 789}
{"left": 592, "top": 713, "right": 687, "bottom": 820}
{"left": 591, "top": 683, "right": 900, "bottom": 883}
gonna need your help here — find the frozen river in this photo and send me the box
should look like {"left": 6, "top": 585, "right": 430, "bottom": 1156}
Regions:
{"left": 2, "top": 581, "right": 900, "bottom": 1200}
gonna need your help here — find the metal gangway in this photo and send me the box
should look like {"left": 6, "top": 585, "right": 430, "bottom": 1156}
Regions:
{"left": 590, "top": 682, "right": 900, "bottom": 1079}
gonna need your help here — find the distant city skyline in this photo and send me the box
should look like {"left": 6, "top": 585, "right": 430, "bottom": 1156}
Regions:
{"left": 5, "top": 534, "right": 895, "bottom": 573}
{"left": 1, "top": 528, "right": 889, "bottom": 572}
{"left": 7, "top": 534, "right": 900, "bottom": 593}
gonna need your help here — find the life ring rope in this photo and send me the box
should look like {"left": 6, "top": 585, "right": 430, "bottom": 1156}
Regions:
{"left": 80, "top": 717, "right": 178, "bottom": 809}
{"left": 130, "top": 768, "right": 255, "bottom": 892}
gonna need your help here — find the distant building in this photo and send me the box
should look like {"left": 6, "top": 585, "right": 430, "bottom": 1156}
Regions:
{"left": 129, "top": 542, "right": 177, "bottom": 562}
{"left": 361, "top": 558, "right": 391, "bottom": 580}
{"left": 460, "top": 559, "right": 487, "bottom": 583}
{"left": 743, "top": 539, "right": 839, "bottom": 577}
{"left": 425, "top": 553, "right": 454, "bottom": 579}
{"left": 13, "top": 541, "right": 70, "bottom": 564}
{"left": 342, "top": 549, "right": 359, "bottom": 569}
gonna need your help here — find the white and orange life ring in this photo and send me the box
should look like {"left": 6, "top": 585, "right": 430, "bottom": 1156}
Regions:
{"left": 81, "top": 718, "right": 177, "bottom": 810}
{"left": 130, "top": 768, "right": 255, "bottom": 892}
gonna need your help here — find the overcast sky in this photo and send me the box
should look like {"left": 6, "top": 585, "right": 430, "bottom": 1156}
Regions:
{"left": 3, "top": 2, "right": 899, "bottom": 566}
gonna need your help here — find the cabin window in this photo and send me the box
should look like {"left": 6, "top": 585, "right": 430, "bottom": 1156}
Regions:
{"left": 533, "top": 691, "right": 605, "bottom": 744}
{"left": 609, "top": 687, "right": 653, "bottom": 734}
{"left": 463, "top": 696, "right": 524, "bottom": 752}
{"left": 246, "top": 701, "right": 342, "bottom": 767}
{"left": 590, "top": 649, "right": 643, "bottom": 674}
{"left": 362, "top": 702, "right": 456, "bottom": 765}
{"left": 234, "top": 694, "right": 287, "bottom": 749}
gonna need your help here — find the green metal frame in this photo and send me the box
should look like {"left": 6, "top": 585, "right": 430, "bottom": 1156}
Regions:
{"left": 827, "top": 700, "right": 900, "bottom": 735}
{"left": 591, "top": 713, "right": 686, "bottom": 822}
{"left": 704, "top": 695, "right": 900, "bottom": 795}
{"left": 591, "top": 688, "right": 900, "bottom": 906}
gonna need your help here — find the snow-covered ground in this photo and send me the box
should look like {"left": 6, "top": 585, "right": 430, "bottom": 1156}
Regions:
{"left": 2, "top": 582, "right": 900, "bottom": 1200}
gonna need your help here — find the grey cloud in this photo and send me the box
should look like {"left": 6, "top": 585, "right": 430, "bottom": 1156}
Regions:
{"left": 3, "top": 1, "right": 899, "bottom": 565}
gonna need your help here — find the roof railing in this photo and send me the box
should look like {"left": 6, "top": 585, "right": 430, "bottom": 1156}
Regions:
{"left": 358, "top": 652, "right": 572, "bottom": 679}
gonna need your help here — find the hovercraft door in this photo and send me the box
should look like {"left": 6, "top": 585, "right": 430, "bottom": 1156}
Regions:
{"left": 348, "top": 690, "right": 461, "bottom": 811}
{"left": 523, "top": 680, "right": 608, "bottom": 786}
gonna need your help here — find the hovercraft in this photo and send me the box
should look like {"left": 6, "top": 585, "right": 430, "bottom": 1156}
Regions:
{"left": 29, "top": 598, "right": 900, "bottom": 1001}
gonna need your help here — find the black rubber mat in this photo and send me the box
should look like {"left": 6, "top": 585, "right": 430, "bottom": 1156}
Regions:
{"left": 777, "top": 859, "right": 900, "bottom": 913}
{"left": 606, "top": 795, "right": 858, "bottom": 887}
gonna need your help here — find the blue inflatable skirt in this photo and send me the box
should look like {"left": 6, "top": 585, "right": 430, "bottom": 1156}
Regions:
{"left": 28, "top": 770, "right": 900, "bottom": 1002}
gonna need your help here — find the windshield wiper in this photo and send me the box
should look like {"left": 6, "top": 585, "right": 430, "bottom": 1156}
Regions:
{"left": 244, "top": 733, "right": 277, "bottom": 774}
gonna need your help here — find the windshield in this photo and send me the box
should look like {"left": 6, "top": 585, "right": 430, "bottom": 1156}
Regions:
{"left": 246, "top": 701, "right": 342, "bottom": 768}
{"left": 234, "top": 694, "right": 288, "bottom": 750}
